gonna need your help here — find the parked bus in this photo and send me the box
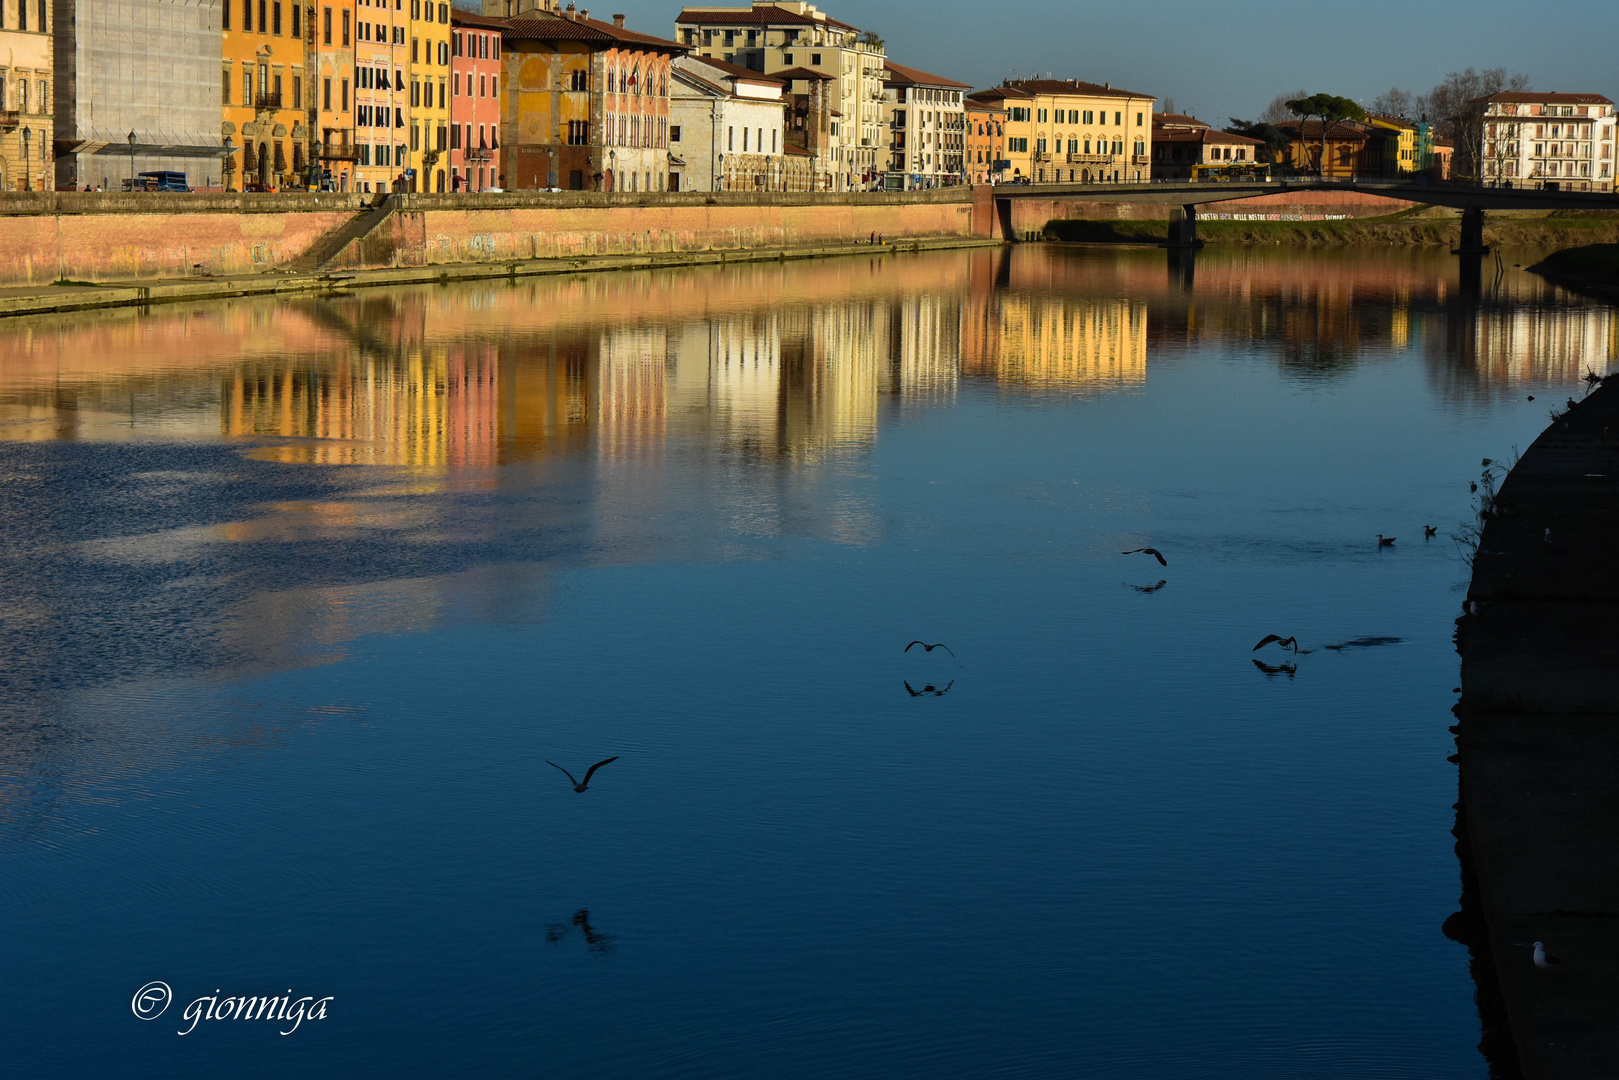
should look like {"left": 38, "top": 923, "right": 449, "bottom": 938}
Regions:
{"left": 121, "top": 171, "right": 191, "bottom": 192}
{"left": 1189, "top": 162, "right": 1272, "bottom": 183}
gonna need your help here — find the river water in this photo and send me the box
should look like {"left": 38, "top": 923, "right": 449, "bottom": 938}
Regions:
{"left": 0, "top": 245, "right": 1610, "bottom": 1077}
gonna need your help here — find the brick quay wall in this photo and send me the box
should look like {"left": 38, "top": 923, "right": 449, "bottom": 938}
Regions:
{"left": 0, "top": 190, "right": 976, "bottom": 288}
{"left": 0, "top": 188, "right": 1418, "bottom": 289}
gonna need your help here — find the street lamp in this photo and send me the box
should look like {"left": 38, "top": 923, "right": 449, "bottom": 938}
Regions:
{"left": 21, "top": 128, "right": 31, "bottom": 192}
{"left": 609, "top": 148, "right": 616, "bottom": 192}
{"left": 128, "top": 130, "right": 138, "bottom": 191}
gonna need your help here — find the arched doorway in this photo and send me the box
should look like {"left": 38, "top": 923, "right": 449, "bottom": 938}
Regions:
{"left": 258, "top": 143, "right": 270, "bottom": 190}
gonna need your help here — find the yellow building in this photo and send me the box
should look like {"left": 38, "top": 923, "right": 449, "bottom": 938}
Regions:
{"left": 222, "top": 0, "right": 312, "bottom": 190}
{"left": 407, "top": 0, "right": 452, "bottom": 191}
{"left": 2, "top": 0, "right": 53, "bottom": 191}
{"left": 967, "top": 78, "right": 1155, "bottom": 184}
{"left": 1367, "top": 112, "right": 1419, "bottom": 174}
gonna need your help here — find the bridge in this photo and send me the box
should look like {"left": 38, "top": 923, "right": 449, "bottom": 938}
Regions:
{"left": 981, "top": 180, "right": 1619, "bottom": 252}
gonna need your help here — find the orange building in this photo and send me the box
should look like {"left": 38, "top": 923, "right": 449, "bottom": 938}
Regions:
{"left": 314, "top": 0, "right": 359, "bottom": 189}
{"left": 965, "top": 98, "right": 1005, "bottom": 184}
{"left": 221, "top": 0, "right": 313, "bottom": 191}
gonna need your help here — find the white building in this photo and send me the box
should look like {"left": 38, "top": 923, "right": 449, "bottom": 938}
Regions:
{"left": 674, "top": 2, "right": 886, "bottom": 190}
{"left": 1479, "top": 91, "right": 1615, "bottom": 193}
{"left": 670, "top": 55, "right": 790, "bottom": 191}
{"left": 882, "top": 60, "right": 967, "bottom": 188}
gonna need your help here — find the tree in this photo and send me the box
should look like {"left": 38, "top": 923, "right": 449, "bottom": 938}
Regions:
{"left": 1162, "top": 96, "right": 1177, "bottom": 116}
{"left": 1369, "top": 87, "right": 1427, "bottom": 120}
{"left": 1285, "top": 93, "right": 1369, "bottom": 175}
{"left": 1261, "top": 90, "right": 1309, "bottom": 124}
{"left": 1424, "top": 68, "right": 1530, "bottom": 180}
{"left": 1225, "top": 119, "right": 1292, "bottom": 167}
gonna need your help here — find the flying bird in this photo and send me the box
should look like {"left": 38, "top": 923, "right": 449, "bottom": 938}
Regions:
{"left": 1423, "top": 525, "right": 1438, "bottom": 538}
{"left": 547, "top": 756, "right": 620, "bottom": 793}
{"left": 1377, "top": 534, "right": 1396, "bottom": 547}
{"left": 1533, "top": 941, "right": 1561, "bottom": 969}
{"left": 1126, "top": 579, "right": 1168, "bottom": 593}
{"left": 1122, "top": 547, "right": 1167, "bottom": 566}
{"left": 904, "top": 641, "right": 956, "bottom": 657}
{"left": 1584, "top": 370, "right": 1602, "bottom": 386}
{"left": 1253, "top": 634, "right": 1299, "bottom": 654}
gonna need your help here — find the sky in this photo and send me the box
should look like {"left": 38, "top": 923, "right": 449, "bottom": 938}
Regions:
{"left": 476, "top": 0, "right": 1618, "bottom": 126}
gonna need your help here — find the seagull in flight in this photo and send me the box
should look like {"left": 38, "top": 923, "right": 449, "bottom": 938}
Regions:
{"left": 1252, "top": 634, "right": 1299, "bottom": 654}
{"left": 547, "top": 756, "right": 620, "bottom": 793}
{"left": 1122, "top": 547, "right": 1167, "bottom": 566}
{"left": 904, "top": 641, "right": 956, "bottom": 656}
{"left": 1533, "top": 942, "right": 1561, "bottom": 969}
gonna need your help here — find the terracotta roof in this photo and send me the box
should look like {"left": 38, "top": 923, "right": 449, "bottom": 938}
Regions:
{"left": 1276, "top": 119, "right": 1371, "bottom": 142}
{"left": 772, "top": 65, "right": 833, "bottom": 81}
{"left": 1155, "top": 128, "right": 1262, "bottom": 146}
{"left": 496, "top": 13, "right": 685, "bottom": 51}
{"left": 1000, "top": 78, "right": 1154, "bottom": 100}
{"left": 688, "top": 55, "right": 785, "bottom": 84}
{"left": 1480, "top": 91, "right": 1613, "bottom": 106}
{"left": 1153, "top": 112, "right": 1207, "bottom": 129}
{"left": 450, "top": 11, "right": 509, "bottom": 31}
{"left": 1366, "top": 111, "right": 1417, "bottom": 129}
{"left": 676, "top": 6, "right": 861, "bottom": 32}
{"left": 882, "top": 60, "right": 970, "bottom": 90}
{"left": 966, "top": 98, "right": 1006, "bottom": 114}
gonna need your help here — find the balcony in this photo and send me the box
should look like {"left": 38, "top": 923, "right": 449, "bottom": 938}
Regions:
{"left": 463, "top": 147, "right": 494, "bottom": 162}
{"left": 1132, "top": 154, "right": 1150, "bottom": 165}
{"left": 255, "top": 92, "right": 283, "bottom": 110}
{"left": 1067, "top": 152, "right": 1112, "bottom": 164}
{"left": 1033, "top": 151, "right": 1051, "bottom": 162}
{"left": 0, "top": 110, "right": 18, "bottom": 128}
{"left": 320, "top": 143, "right": 360, "bottom": 161}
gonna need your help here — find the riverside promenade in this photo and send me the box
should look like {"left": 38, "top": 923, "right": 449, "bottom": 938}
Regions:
{"left": 1455, "top": 377, "right": 1619, "bottom": 1078}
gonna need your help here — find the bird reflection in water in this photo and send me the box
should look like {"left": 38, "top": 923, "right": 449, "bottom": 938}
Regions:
{"left": 904, "top": 679, "right": 955, "bottom": 697}
{"left": 1125, "top": 580, "right": 1167, "bottom": 593}
{"left": 546, "top": 909, "right": 616, "bottom": 956}
{"left": 1251, "top": 658, "right": 1298, "bottom": 678}
{"left": 1321, "top": 636, "right": 1404, "bottom": 651}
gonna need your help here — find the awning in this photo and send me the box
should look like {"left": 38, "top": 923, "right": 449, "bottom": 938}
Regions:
{"left": 667, "top": 154, "right": 687, "bottom": 166}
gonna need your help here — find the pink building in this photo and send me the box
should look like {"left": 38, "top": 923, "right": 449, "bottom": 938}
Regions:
{"left": 450, "top": 13, "right": 505, "bottom": 191}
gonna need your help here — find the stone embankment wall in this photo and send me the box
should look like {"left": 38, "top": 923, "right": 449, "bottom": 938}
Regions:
{"left": 0, "top": 190, "right": 974, "bottom": 287}
{"left": 1002, "top": 189, "right": 1416, "bottom": 234}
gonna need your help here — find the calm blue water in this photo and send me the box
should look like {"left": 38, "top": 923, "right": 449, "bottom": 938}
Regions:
{"left": 0, "top": 245, "right": 1608, "bottom": 1077}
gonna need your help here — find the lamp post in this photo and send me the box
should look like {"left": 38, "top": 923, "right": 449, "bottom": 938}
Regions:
{"left": 21, "top": 128, "right": 31, "bottom": 192}
{"left": 128, "top": 130, "right": 138, "bottom": 191}
{"left": 609, "top": 148, "right": 616, "bottom": 192}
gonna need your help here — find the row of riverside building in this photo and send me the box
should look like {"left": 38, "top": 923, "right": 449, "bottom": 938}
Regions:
{"left": 0, "top": 0, "right": 1612, "bottom": 194}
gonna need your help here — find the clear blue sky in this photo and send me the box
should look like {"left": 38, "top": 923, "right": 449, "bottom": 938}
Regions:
{"left": 541, "top": 0, "right": 1616, "bottom": 125}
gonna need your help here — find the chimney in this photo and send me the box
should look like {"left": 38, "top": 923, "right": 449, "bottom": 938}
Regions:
{"left": 612, "top": 11, "right": 624, "bottom": 25}
{"left": 579, "top": 7, "right": 588, "bottom": 19}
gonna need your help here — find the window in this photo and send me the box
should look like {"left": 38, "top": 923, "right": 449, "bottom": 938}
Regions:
{"left": 1036, "top": 138, "right": 1046, "bottom": 152}
{"left": 223, "top": 68, "right": 232, "bottom": 104}
{"left": 453, "top": 72, "right": 459, "bottom": 96}
{"left": 450, "top": 123, "right": 460, "bottom": 149}
{"left": 222, "top": 0, "right": 231, "bottom": 30}
{"left": 291, "top": 3, "right": 299, "bottom": 37}
{"left": 342, "top": 9, "right": 349, "bottom": 44}
{"left": 670, "top": 124, "right": 681, "bottom": 142}
{"left": 244, "top": 71, "right": 253, "bottom": 104}
{"left": 439, "top": 80, "right": 445, "bottom": 108}
{"left": 243, "top": 0, "right": 252, "bottom": 31}
{"left": 272, "top": 0, "right": 281, "bottom": 34}
{"left": 341, "top": 78, "right": 349, "bottom": 110}
{"left": 782, "top": 53, "right": 793, "bottom": 64}
{"left": 1037, "top": 108, "right": 1047, "bottom": 122}
{"left": 1136, "top": 112, "right": 1143, "bottom": 125}
{"left": 452, "top": 31, "right": 461, "bottom": 56}
{"left": 411, "top": 123, "right": 419, "bottom": 151}
{"left": 411, "top": 78, "right": 419, "bottom": 106}
{"left": 257, "top": 0, "right": 266, "bottom": 32}
{"left": 323, "top": 77, "right": 331, "bottom": 110}
{"left": 479, "top": 74, "right": 486, "bottom": 97}
{"left": 16, "top": 0, "right": 23, "bottom": 28}
{"left": 728, "top": 126, "right": 733, "bottom": 151}
{"left": 292, "top": 75, "right": 301, "bottom": 108}
{"left": 412, "top": 37, "right": 419, "bottom": 62}
{"left": 1115, "top": 111, "right": 1122, "bottom": 124}
{"left": 811, "top": 53, "right": 820, "bottom": 65}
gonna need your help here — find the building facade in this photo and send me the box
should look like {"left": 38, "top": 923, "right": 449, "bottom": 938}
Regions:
{"left": 481, "top": 2, "right": 681, "bottom": 193}
{"left": 881, "top": 60, "right": 965, "bottom": 188}
{"left": 221, "top": 0, "right": 310, "bottom": 191}
{"left": 669, "top": 54, "right": 789, "bottom": 191}
{"left": 313, "top": 0, "right": 358, "bottom": 190}
{"left": 968, "top": 79, "right": 1155, "bottom": 184}
{"left": 53, "top": 0, "right": 224, "bottom": 190}
{"left": 351, "top": 0, "right": 409, "bottom": 191}
{"left": 965, "top": 98, "right": 1005, "bottom": 184}
{"left": 674, "top": 2, "right": 885, "bottom": 189}
{"left": 449, "top": 11, "right": 502, "bottom": 191}
{"left": 1478, "top": 91, "right": 1615, "bottom": 193}
{"left": 1148, "top": 113, "right": 1262, "bottom": 179}
{"left": 1, "top": 0, "right": 53, "bottom": 190}
{"left": 406, "top": 0, "right": 451, "bottom": 191}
